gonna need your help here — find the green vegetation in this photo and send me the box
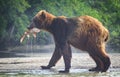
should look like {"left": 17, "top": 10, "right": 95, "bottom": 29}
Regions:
{"left": 0, "top": 0, "right": 120, "bottom": 51}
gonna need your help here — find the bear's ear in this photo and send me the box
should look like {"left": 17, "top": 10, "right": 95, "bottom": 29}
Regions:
{"left": 40, "top": 10, "right": 46, "bottom": 20}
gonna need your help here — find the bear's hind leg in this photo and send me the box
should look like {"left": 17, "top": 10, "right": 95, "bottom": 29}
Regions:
{"left": 88, "top": 46, "right": 111, "bottom": 72}
{"left": 96, "top": 46, "right": 111, "bottom": 72}
{"left": 103, "top": 56, "right": 111, "bottom": 72}
{"left": 86, "top": 44, "right": 104, "bottom": 72}
{"left": 89, "top": 54, "right": 104, "bottom": 72}
{"left": 98, "top": 52, "right": 111, "bottom": 72}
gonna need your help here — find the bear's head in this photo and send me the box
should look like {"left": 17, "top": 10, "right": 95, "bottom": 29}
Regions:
{"left": 27, "top": 10, "right": 55, "bottom": 31}
{"left": 20, "top": 10, "right": 55, "bottom": 43}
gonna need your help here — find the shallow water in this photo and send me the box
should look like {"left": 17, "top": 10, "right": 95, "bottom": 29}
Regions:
{"left": 0, "top": 53, "right": 120, "bottom": 77}
{"left": 0, "top": 43, "right": 120, "bottom": 77}
{"left": 0, "top": 68, "right": 120, "bottom": 77}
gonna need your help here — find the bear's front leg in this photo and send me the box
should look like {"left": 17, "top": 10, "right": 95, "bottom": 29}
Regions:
{"left": 41, "top": 44, "right": 62, "bottom": 69}
{"left": 59, "top": 43, "right": 72, "bottom": 73}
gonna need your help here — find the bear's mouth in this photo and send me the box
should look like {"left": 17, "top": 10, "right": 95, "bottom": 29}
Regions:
{"left": 20, "top": 28, "right": 40, "bottom": 43}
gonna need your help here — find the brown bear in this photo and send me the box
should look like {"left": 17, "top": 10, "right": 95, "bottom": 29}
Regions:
{"left": 24, "top": 10, "right": 111, "bottom": 73}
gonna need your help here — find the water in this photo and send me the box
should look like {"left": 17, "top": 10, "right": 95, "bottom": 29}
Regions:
{"left": 0, "top": 37, "right": 120, "bottom": 77}
{"left": 0, "top": 69, "right": 120, "bottom": 77}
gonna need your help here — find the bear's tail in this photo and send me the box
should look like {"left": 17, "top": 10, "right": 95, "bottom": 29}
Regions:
{"left": 104, "top": 34, "right": 109, "bottom": 42}
{"left": 104, "top": 29, "right": 109, "bottom": 42}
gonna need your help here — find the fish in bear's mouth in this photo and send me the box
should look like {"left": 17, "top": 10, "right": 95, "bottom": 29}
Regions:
{"left": 20, "top": 28, "right": 40, "bottom": 43}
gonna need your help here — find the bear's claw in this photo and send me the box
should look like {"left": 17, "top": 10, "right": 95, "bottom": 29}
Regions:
{"left": 59, "top": 69, "right": 69, "bottom": 73}
{"left": 41, "top": 66, "right": 51, "bottom": 69}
